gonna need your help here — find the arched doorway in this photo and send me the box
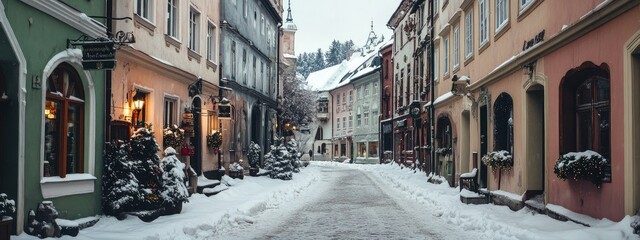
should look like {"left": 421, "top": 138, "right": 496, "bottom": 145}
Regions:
{"left": 191, "top": 97, "right": 202, "bottom": 175}
{"left": 437, "top": 115, "right": 455, "bottom": 187}
{"left": 526, "top": 83, "right": 545, "bottom": 197}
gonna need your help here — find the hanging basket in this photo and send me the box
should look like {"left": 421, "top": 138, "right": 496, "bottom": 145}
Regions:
{"left": 180, "top": 145, "right": 195, "bottom": 156}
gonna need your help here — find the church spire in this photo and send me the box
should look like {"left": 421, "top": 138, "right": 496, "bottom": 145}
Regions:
{"left": 286, "top": 0, "right": 293, "bottom": 22}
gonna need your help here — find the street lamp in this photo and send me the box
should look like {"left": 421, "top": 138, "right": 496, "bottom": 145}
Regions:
{"left": 211, "top": 78, "right": 233, "bottom": 171}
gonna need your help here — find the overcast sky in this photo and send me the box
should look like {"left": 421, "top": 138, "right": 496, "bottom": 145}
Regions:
{"left": 291, "top": 0, "right": 402, "bottom": 55}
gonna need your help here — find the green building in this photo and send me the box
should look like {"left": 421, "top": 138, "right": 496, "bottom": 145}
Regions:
{"left": 0, "top": 0, "right": 106, "bottom": 234}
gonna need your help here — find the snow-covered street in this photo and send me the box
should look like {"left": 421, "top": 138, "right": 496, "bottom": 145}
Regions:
{"left": 16, "top": 162, "right": 638, "bottom": 240}
{"left": 218, "top": 165, "right": 463, "bottom": 239}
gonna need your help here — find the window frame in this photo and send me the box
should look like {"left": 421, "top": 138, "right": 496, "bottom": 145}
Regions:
{"left": 188, "top": 7, "right": 201, "bottom": 52}
{"left": 443, "top": 36, "right": 450, "bottom": 76}
{"left": 207, "top": 21, "right": 216, "bottom": 63}
{"left": 136, "top": 0, "right": 153, "bottom": 20}
{"left": 163, "top": 96, "right": 178, "bottom": 129}
{"left": 495, "top": 0, "right": 509, "bottom": 32}
{"left": 464, "top": 8, "right": 474, "bottom": 60}
{"left": 479, "top": 0, "right": 489, "bottom": 47}
{"left": 166, "top": 0, "right": 178, "bottom": 38}
{"left": 453, "top": 25, "right": 460, "bottom": 71}
{"left": 493, "top": 93, "right": 514, "bottom": 155}
{"left": 44, "top": 63, "right": 85, "bottom": 178}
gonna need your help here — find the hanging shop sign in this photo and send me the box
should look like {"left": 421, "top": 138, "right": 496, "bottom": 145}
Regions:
{"left": 409, "top": 101, "right": 422, "bottom": 119}
{"left": 218, "top": 104, "right": 232, "bottom": 119}
{"left": 182, "top": 113, "right": 195, "bottom": 137}
{"left": 81, "top": 41, "right": 116, "bottom": 70}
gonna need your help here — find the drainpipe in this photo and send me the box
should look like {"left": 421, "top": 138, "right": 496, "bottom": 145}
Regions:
{"left": 105, "top": 0, "right": 113, "bottom": 142}
{"left": 429, "top": 0, "right": 436, "bottom": 175}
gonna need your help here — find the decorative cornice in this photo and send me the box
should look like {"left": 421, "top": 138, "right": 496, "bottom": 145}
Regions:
{"left": 469, "top": 0, "right": 639, "bottom": 91}
{"left": 21, "top": 0, "right": 106, "bottom": 38}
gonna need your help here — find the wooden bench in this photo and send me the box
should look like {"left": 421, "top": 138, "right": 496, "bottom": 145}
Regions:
{"left": 459, "top": 168, "right": 478, "bottom": 192}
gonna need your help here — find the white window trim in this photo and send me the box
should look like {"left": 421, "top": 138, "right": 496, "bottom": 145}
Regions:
{"left": 163, "top": 93, "right": 180, "bottom": 128}
{"left": 20, "top": 0, "right": 106, "bottom": 38}
{"left": 443, "top": 36, "right": 449, "bottom": 75}
{"left": 136, "top": 0, "right": 154, "bottom": 22}
{"left": 519, "top": 0, "right": 535, "bottom": 13}
{"left": 40, "top": 49, "right": 98, "bottom": 198}
{"left": 166, "top": 0, "right": 179, "bottom": 38}
{"left": 464, "top": 9, "right": 474, "bottom": 60}
{"left": 188, "top": 6, "right": 201, "bottom": 52}
{"left": 479, "top": 0, "right": 489, "bottom": 48}
{"left": 495, "top": 0, "right": 509, "bottom": 32}
{"left": 207, "top": 20, "right": 217, "bottom": 63}
{"left": 453, "top": 26, "right": 460, "bottom": 70}
{"left": 434, "top": 45, "right": 440, "bottom": 81}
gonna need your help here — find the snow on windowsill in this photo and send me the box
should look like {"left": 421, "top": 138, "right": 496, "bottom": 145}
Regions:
{"left": 41, "top": 173, "right": 96, "bottom": 198}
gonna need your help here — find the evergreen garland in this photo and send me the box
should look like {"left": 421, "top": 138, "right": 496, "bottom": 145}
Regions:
{"left": 163, "top": 125, "right": 185, "bottom": 150}
{"left": 554, "top": 150, "right": 608, "bottom": 188}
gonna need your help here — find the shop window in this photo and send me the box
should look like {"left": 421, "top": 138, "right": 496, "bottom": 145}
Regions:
{"left": 560, "top": 61, "right": 611, "bottom": 181}
{"left": 358, "top": 142, "right": 367, "bottom": 157}
{"left": 164, "top": 97, "right": 177, "bottom": 128}
{"left": 369, "top": 142, "right": 379, "bottom": 158}
{"left": 44, "top": 63, "right": 84, "bottom": 178}
{"left": 494, "top": 93, "right": 514, "bottom": 154}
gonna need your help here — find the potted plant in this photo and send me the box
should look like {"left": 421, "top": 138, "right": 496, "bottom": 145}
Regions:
{"left": 160, "top": 147, "right": 189, "bottom": 215}
{"left": 0, "top": 193, "right": 15, "bottom": 239}
{"left": 229, "top": 160, "right": 244, "bottom": 179}
{"left": 206, "top": 130, "right": 223, "bottom": 154}
{"left": 248, "top": 141, "right": 261, "bottom": 176}
{"left": 554, "top": 150, "right": 608, "bottom": 187}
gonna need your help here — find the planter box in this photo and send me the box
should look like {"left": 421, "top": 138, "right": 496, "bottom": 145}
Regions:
{"left": 0, "top": 217, "right": 12, "bottom": 240}
{"left": 249, "top": 168, "right": 259, "bottom": 176}
{"left": 228, "top": 171, "right": 244, "bottom": 179}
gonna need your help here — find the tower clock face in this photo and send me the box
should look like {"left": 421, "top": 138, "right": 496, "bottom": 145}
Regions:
{"left": 411, "top": 107, "right": 420, "bottom": 115}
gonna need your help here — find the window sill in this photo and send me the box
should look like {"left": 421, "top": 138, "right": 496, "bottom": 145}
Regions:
{"left": 517, "top": 0, "right": 542, "bottom": 22}
{"left": 478, "top": 40, "right": 490, "bottom": 55}
{"left": 40, "top": 173, "right": 96, "bottom": 198}
{"left": 464, "top": 54, "right": 474, "bottom": 66}
{"left": 164, "top": 34, "right": 181, "bottom": 51}
{"left": 207, "top": 60, "right": 218, "bottom": 71}
{"left": 494, "top": 22, "right": 511, "bottom": 42}
{"left": 134, "top": 14, "right": 156, "bottom": 36}
{"left": 187, "top": 49, "right": 202, "bottom": 63}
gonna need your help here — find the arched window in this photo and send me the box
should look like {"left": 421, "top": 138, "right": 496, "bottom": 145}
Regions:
{"left": 44, "top": 63, "right": 84, "bottom": 178}
{"left": 560, "top": 61, "right": 611, "bottom": 180}
{"left": 494, "top": 93, "right": 514, "bottom": 154}
{"left": 315, "top": 127, "right": 323, "bottom": 140}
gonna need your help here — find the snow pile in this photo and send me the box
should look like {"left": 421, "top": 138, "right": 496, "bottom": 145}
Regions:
{"left": 19, "top": 167, "right": 320, "bottom": 239}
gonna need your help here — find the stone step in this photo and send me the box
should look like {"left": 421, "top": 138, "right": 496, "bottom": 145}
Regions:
{"left": 203, "top": 185, "right": 229, "bottom": 196}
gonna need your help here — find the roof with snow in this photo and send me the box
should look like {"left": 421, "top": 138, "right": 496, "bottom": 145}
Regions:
{"left": 306, "top": 41, "right": 387, "bottom": 92}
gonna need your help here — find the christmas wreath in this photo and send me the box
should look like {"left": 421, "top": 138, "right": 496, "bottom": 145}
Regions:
{"left": 207, "top": 130, "right": 223, "bottom": 153}
{"left": 553, "top": 150, "right": 608, "bottom": 187}
{"left": 481, "top": 150, "right": 513, "bottom": 171}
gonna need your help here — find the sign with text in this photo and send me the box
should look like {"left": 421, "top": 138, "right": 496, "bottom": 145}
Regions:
{"left": 218, "top": 104, "right": 231, "bottom": 119}
{"left": 81, "top": 42, "right": 116, "bottom": 70}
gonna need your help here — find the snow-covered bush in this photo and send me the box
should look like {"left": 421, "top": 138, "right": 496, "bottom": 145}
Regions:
{"left": 0, "top": 193, "right": 15, "bottom": 217}
{"left": 285, "top": 139, "right": 302, "bottom": 173}
{"left": 130, "top": 127, "right": 163, "bottom": 210}
{"left": 481, "top": 150, "right": 513, "bottom": 171}
{"left": 264, "top": 138, "right": 293, "bottom": 180}
{"left": 248, "top": 142, "right": 261, "bottom": 168}
{"left": 230, "top": 159, "right": 245, "bottom": 172}
{"left": 160, "top": 147, "right": 189, "bottom": 208}
{"left": 102, "top": 141, "right": 141, "bottom": 216}
{"left": 162, "top": 125, "right": 185, "bottom": 150}
{"left": 554, "top": 150, "right": 608, "bottom": 187}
